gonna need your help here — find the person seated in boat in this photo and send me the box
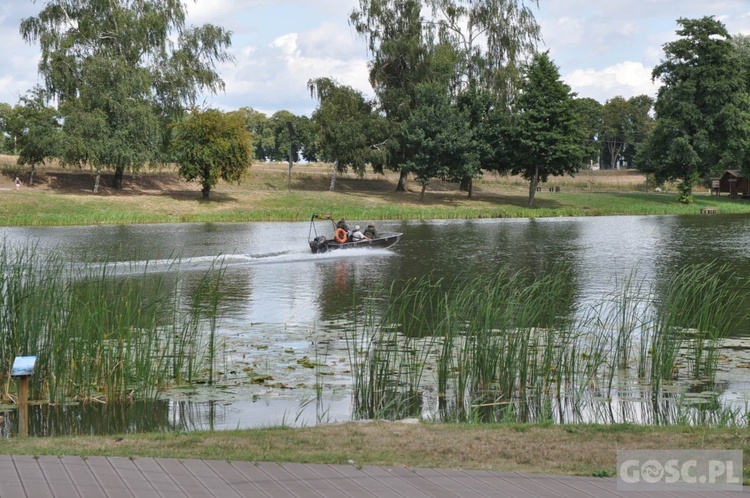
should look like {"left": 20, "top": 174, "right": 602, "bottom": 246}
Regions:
{"left": 335, "top": 217, "right": 351, "bottom": 242}
{"left": 351, "top": 225, "right": 365, "bottom": 241}
{"left": 363, "top": 223, "right": 377, "bottom": 239}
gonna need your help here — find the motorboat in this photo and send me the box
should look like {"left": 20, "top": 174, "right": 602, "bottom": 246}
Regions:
{"left": 308, "top": 213, "right": 402, "bottom": 254}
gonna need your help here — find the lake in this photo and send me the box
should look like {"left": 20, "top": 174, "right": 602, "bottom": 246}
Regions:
{"left": 2, "top": 213, "right": 750, "bottom": 434}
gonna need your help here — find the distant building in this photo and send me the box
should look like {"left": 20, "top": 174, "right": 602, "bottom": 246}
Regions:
{"left": 718, "top": 170, "right": 750, "bottom": 198}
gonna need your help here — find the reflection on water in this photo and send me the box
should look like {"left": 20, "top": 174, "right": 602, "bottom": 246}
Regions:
{"left": 3, "top": 215, "right": 750, "bottom": 433}
{"left": 0, "top": 397, "right": 354, "bottom": 437}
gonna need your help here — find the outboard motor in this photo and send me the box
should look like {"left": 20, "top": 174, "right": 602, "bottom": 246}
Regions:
{"left": 310, "top": 235, "right": 327, "bottom": 254}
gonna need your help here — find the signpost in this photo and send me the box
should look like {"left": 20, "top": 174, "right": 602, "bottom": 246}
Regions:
{"left": 11, "top": 356, "right": 36, "bottom": 437}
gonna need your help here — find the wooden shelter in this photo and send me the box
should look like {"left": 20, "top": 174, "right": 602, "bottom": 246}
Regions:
{"left": 718, "top": 170, "right": 750, "bottom": 199}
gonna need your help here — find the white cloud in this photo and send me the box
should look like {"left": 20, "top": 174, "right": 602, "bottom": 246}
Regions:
{"left": 3, "top": 0, "right": 750, "bottom": 117}
{"left": 184, "top": 0, "right": 248, "bottom": 25}
{"left": 565, "top": 62, "right": 660, "bottom": 102}
{"left": 203, "top": 21, "right": 370, "bottom": 116}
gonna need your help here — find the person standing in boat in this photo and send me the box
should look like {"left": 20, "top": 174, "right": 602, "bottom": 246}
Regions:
{"left": 363, "top": 223, "right": 377, "bottom": 239}
{"left": 351, "top": 225, "right": 365, "bottom": 241}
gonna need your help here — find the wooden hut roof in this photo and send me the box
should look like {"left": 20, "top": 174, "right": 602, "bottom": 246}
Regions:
{"left": 722, "top": 170, "right": 741, "bottom": 178}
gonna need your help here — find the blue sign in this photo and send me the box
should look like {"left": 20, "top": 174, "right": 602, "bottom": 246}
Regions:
{"left": 11, "top": 356, "right": 37, "bottom": 377}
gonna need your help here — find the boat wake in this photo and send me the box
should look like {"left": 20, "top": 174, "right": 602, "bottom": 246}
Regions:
{"left": 73, "top": 246, "right": 396, "bottom": 277}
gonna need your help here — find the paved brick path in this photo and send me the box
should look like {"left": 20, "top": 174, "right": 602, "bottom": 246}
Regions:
{"left": 0, "top": 455, "right": 746, "bottom": 497}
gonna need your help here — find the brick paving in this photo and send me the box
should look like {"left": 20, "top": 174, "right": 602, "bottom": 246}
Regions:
{"left": 0, "top": 455, "right": 746, "bottom": 497}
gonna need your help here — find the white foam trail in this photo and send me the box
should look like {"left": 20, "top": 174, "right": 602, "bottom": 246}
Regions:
{"left": 72, "top": 246, "right": 396, "bottom": 277}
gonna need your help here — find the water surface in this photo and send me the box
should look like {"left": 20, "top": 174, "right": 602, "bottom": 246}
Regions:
{"left": 3, "top": 214, "right": 750, "bottom": 433}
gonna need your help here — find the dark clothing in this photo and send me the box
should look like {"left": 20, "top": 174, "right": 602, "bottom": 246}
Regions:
{"left": 364, "top": 227, "right": 377, "bottom": 239}
{"left": 336, "top": 220, "right": 349, "bottom": 232}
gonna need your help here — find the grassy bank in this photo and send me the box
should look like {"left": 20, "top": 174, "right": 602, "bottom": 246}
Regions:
{"left": 1, "top": 162, "right": 749, "bottom": 225}
{"left": 0, "top": 423, "right": 748, "bottom": 480}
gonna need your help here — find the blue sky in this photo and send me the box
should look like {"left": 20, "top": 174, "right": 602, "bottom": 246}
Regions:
{"left": 1, "top": 1, "right": 749, "bottom": 116}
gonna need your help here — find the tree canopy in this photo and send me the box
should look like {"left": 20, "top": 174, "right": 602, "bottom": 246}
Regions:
{"left": 15, "top": 87, "right": 63, "bottom": 186}
{"left": 350, "top": 0, "right": 540, "bottom": 192}
{"left": 506, "top": 52, "right": 586, "bottom": 206}
{"left": 637, "top": 16, "right": 750, "bottom": 203}
{"left": 309, "top": 77, "right": 386, "bottom": 191}
{"left": 404, "top": 82, "right": 478, "bottom": 200}
{"left": 572, "top": 97, "right": 603, "bottom": 166}
{"left": 428, "top": 0, "right": 540, "bottom": 99}
{"left": 171, "top": 108, "right": 253, "bottom": 199}
{"left": 600, "top": 95, "right": 653, "bottom": 170}
{"left": 20, "top": 0, "right": 233, "bottom": 190}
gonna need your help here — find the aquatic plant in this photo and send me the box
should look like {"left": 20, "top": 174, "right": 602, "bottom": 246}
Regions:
{"left": 0, "top": 242, "right": 225, "bottom": 403}
{"left": 347, "top": 261, "right": 747, "bottom": 426}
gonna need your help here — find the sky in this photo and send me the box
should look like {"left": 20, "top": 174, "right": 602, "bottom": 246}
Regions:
{"left": 0, "top": 1, "right": 749, "bottom": 117}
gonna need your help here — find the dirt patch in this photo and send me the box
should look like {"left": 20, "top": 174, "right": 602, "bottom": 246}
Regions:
{"left": 3, "top": 169, "right": 189, "bottom": 195}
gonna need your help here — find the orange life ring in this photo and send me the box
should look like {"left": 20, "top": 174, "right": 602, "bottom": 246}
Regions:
{"left": 334, "top": 228, "right": 347, "bottom": 243}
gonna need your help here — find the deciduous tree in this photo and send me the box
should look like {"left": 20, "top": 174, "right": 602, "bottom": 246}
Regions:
{"left": 232, "top": 108, "right": 275, "bottom": 162}
{"left": 428, "top": 0, "right": 540, "bottom": 99}
{"left": 404, "top": 82, "right": 478, "bottom": 200}
{"left": 572, "top": 97, "right": 603, "bottom": 167}
{"left": 20, "top": 0, "right": 233, "bottom": 190}
{"left": 0, "top": 103, "right": 22, "bottom": 154}
{"left": 637, "top": 17, "right": 750, "bottom": 203}
{"left": 15, "top": 87, "right": 63, "bottom": 186}
{"left": 600, "top": 95, "right": 654, "bottom": 170}
{"left": 350, "top": 0, "right": 432, "bottom": 192}
{"left": 171, "top": 108, "right": 252, "bottom": 199}
{"left": 350, "top": 0, "right": 540, "bottom": 194}
{"left": 309, "top": 77, "right": 385, "bottom": 191}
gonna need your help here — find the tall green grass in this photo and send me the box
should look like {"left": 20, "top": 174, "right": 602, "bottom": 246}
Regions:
{"left": 0, "top": 242, "right": 224, "bottom": 403}
{"left": 347, "top": 262, "right": 747, "bottom": 426}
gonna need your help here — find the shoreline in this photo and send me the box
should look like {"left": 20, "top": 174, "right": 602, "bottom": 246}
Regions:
{"left": 0, "top": 422, "right": 747, "bottom": 481}
{"left": 1, "top": 163, "right": 749, "bottom": 227}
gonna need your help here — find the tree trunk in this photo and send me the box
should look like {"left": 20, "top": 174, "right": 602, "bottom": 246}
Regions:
{"left": 202, "top": 185, "right": 210, "bottom": 198}
{"left": 329, "top": 161, "right": 338, "bottom": 191}
{"left": 396, "top": 169, "right": 408, "bottom": 192}
{"left": 527, "top": 166, "right": 539, "bottom": 206}
{"left": 29, "top": 165, "right": 35, "bottom": 187}
{"left": 93, "top": 172, "right": 100, "bottom": 193}
{"left": 287, "top": 150, "right": 293, "bottom": 191}
{"left": 459, "top": 176, "right": 471, "bottom": 192}
{"left": 420, "top": 183, "right": 426, "bottom": 201}
{"left": 607, "top": 141, "right": 623, "bottom": 171}
{"left": 460, "top": 177, "right": 474, "bottom": 198}
{"left": 112, "top": 166, "right": 124, "bottom": 189}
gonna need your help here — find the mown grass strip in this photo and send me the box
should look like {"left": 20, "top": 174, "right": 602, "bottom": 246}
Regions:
{"left": 0, "top": 423, "right": 748, "bottom": 481}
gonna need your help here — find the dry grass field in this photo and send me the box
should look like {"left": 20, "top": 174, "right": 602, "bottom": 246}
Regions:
{"left": 0, "top": 155, "right": 649, "bottom": 196}
{"left": 4, "top": 155, "right": 738, "bottom": 226}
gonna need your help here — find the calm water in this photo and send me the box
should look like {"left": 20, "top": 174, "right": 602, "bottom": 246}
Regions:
{"left": 2, "top": 214, "right": 750, "bottom": 434}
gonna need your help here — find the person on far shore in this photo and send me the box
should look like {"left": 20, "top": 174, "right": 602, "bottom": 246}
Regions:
{"left": 364, "top": 223, "right": 378, "bottom": 239}
{"left": 15, "top": 177, "right": 21, "bottom": 190}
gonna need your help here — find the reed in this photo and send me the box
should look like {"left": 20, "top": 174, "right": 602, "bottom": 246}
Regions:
{"left": 347, "top": 261, "right": 747, "bottom": 426}
{"left": 0, "top": 242, "right": 225, "bottom": 403}
{"left": 347, "top": 279, "right": 442, "bottom": 419}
